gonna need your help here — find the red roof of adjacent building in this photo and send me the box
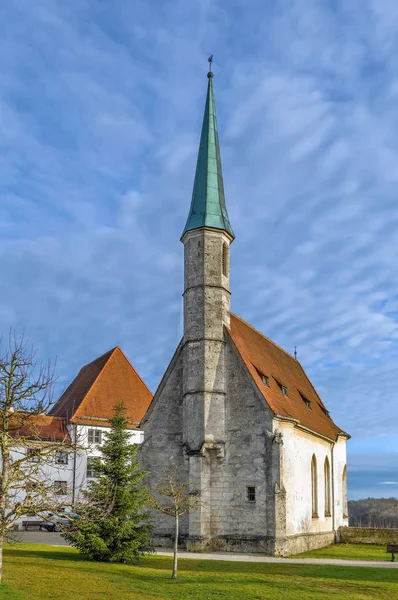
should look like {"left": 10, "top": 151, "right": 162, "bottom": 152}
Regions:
{"left": 228, "top": 313, "right": 348, "bottom": 441}
{"left": 11, "top": 414, "right": 70, "bottom": 441}
{"left": 50, "top": 347, "right": 152, "bottom": 428}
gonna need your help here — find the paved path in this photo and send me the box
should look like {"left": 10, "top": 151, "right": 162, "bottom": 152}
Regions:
{"left": 157, "top": 549, "right": 398, "bottom": 569}
{"left": 13, "top": 531, "right": 398, "bottom": 569}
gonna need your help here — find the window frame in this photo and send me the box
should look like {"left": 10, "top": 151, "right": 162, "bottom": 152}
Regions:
{"left": 55, "top": 451, "right": 68, "bottom": 465}
{"left": 53, "top": 480, "right": 68, "bottom": 496}
{"left": 324, "top": 457, "right": 331, "bottom": 517}
{"left": 311, "top": 455, "right": 318, "bottom": 518}
{"left": 88, "top": 429, "right": 103, "bottom": 445}
{"left": 247, "top": 486, "right": 256, "bottom": 503}
{"left": 86, "top": 456, "right": 97, "bottom": 479}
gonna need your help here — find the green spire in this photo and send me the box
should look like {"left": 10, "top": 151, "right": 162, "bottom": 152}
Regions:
{"left": 181, "top": 72, "right": 235, "bottom": 240}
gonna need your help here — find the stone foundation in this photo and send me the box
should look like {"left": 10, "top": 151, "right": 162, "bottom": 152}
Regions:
{"left": 152, "top": 531, "right": 336, "bottom": 556}
{"left": 281, "top": 531, "right": 336, "bottom": 556}
{"left": 338, "top": 526, "right": 398, "bottom": 545}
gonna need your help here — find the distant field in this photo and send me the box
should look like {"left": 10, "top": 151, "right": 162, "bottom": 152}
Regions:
{"left": 291, "top": 543, "right": 389, "bottom": 562}
{"left": 1, "top": 543, "right": 397, "bottom": 600}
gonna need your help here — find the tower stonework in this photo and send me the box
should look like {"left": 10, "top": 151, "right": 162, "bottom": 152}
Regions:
{"left": 182, "top": 228, "right": 232, "bottom": 548}
{"left": 139, "top": 70, "right": 349, "bottom": 555}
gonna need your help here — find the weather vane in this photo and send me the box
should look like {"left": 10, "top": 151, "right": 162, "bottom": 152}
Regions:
{"left": 294, "top": 346, "right": 298, "bottom": 360}
{"left": 208, "top": 55, "right": 214, "bottom": 78}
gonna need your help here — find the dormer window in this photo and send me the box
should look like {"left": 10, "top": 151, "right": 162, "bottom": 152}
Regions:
{"left": 277, "top": 382, "right": 288, "bottom": 396}
{"left": 261, "top": 375, "right": 269, "bottom": 387}
{"left": 299, "top": 392, "right": 311, "bottom": 409}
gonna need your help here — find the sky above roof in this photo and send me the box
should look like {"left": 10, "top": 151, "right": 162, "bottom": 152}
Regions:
{"left": 1, "top": 0, "right": 397, "bottom": 501}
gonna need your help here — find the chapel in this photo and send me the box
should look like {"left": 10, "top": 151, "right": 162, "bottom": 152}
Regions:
{"left": 139, "top": 69, "right": 349, "bottom": 555}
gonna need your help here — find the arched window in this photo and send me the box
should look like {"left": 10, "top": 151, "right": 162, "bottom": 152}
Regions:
{"left": 324, "top": 457, "right": 331, "bottom": 516}
{"left": 342, "top": 465, "right": 348, "bottom": 518}
{"left": 311, "top": 454, "right": 318, "bottom": 518}
{"left": 222, "top": 243, "right": 229, "bottom": 277}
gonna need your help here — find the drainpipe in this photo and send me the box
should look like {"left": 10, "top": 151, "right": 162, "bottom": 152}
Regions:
{"left": 72, "top": 424, "right": 77, "bottom": 506}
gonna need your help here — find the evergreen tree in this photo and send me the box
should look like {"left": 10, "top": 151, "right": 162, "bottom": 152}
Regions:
{"left": 64, "top": 402, "right": 151, "bottom": 562}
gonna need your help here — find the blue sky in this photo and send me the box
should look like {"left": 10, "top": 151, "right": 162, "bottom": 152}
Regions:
{"left": 1, "top": 0, "right": 398, "bottom": 500}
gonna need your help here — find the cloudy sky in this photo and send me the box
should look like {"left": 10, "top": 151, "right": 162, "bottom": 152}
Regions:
{"left": 1, "top": 0, "right": 398, "bottom": 500}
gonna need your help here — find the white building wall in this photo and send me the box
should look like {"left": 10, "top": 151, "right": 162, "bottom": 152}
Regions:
{"left": 279, "top": 421, "right": 348, "bottom": 538}
{"left": 11, "top": 425, "right": 144, "bottom": 517}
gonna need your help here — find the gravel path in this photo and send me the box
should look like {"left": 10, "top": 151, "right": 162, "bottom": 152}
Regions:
{"left": 13, "top": 532, "right": 398, "bottom": 569}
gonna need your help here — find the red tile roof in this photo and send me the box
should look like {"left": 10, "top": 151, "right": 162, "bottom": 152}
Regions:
{"left": 50, "top": 347, "right": 152, "bottom": 428}
{"left": 228, "top": 313, "right": 348, "bottom": 441}
{"left": 11, "top": 414, "right": 69, "bottom": 441}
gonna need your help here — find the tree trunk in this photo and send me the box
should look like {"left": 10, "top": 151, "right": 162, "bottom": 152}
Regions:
{"left": 0, "top": 533, "right": 3, "bottom": 584}
{"left": 171, "top": 513, "right": 178, "bottom": 579}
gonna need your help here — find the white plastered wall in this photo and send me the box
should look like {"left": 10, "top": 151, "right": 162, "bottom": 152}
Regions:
{"left": 278, "top": 420, "right": 348, "bottom": 537}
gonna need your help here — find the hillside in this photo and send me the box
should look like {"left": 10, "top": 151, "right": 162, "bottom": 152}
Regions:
{"left": 349, "top": 497, "right": 398, "bottom": 527}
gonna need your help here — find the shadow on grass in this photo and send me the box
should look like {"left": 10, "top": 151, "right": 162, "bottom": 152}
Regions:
{"left": 4, "top": 547, "right": 398, "bottom": 588}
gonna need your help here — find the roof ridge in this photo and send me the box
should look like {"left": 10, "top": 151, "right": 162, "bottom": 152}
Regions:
{"left": 114, "top": 346, "right": 153, "bottom": 396}
{"left": 71, "top": 347, "right": 118, "bottom": 417}
{"left": 230, "top": 313, "right": 298, "bottom": 363}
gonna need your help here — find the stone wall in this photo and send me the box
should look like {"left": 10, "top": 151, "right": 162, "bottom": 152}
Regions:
{"left": 339, "top": 526, "right": 398, "bottom": 545}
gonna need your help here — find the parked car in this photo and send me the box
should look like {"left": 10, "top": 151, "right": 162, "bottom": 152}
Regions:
{"left": 39, "top": 511, "right": 80, "bottom": 532}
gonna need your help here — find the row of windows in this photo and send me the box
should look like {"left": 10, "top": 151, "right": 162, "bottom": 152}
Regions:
{"left": 311, "top": 455, "right": 348, "bottom": 518}
{"left": 26, "top": 481, "right": 68, "bottom": 496}
{"left": 259, "top": 373, "right": 328, "bottom": 412}
{"left": 26, "top": 448, "right": 69, "bottom": 464}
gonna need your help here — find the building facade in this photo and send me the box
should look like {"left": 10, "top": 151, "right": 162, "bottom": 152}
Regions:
{"left": 139, "top": 71, "right": 349, "bottom": 555}
{"left": 12, "top": 346, "right": 151, "bottom": 520}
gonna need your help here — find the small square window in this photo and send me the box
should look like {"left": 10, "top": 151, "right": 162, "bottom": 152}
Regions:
{"left": 261, "top": 375, "right": 269, "bottom": 386}
{"left": 54, "top": 481, "right": 67, "bottom": 496}
{"left": 88, "top": 429, "right": 102, "bottom": 445}
{"left": 305, "top": 399, "right": 311, "bottom": 409}
{"left": 26, "top": 448, "right": 39, "bottom": 462}
{"left": 55, "top": 451, "right": 68, "bottom": 465}
{"left": 280, "top": 385, "right": 288, "bottom": 396}
{"left": 247, "top": 486, "right": 256, "bottom": 502}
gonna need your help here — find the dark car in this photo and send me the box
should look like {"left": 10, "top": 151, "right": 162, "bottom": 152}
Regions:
{"left": 39, "top": 512, "right": 79, "bottom": 532}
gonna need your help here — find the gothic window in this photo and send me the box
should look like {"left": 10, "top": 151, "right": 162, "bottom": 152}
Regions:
{"left": 342, "top": 465, "right": 348, "bottom": 518}
{"left": 324, "top": 457, "right": 331, "bottom": 516}
{"left": 311, "top": 454, "right": 318, "bottom": 518}
{"left": 247, "top": 486, "right": 256, "bottom": 502}
{"left": 222, "top": 243, "right": 229, "bottom": 277}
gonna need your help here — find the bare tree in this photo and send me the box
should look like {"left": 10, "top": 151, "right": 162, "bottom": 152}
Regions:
{"left": 150, "top": 472, "right": 203, "bottom": 579}
{"left": 0, "top": 332, "right": 76, "bottom": 583}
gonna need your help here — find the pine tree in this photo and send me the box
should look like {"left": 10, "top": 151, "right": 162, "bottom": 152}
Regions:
{"left": 65, "top": 402, "right": 151, "bottom": 562}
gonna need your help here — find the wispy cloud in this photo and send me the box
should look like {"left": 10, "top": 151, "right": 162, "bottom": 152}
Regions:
{"left": 0, "top": 0, "right": 397, "bottom": 497}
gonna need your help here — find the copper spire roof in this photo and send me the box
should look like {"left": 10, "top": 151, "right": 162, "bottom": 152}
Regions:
{"left": 181, "top": 71, "right": 234, "bottom": 240}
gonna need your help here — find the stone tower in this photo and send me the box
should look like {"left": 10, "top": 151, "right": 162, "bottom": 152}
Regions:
{"left": 180, "top": 70, "right": 234, "bottom": 547}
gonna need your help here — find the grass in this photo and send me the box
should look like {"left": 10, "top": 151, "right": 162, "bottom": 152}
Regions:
{"left": 0, "top": 544, "right": 397, "bottom": 600}
{"left": 291, "top": 543, "right": 391, "bottom": 562}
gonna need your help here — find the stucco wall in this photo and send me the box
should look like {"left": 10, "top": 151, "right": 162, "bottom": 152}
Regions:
{"left": 281, "top": 422, "right": 348, "bottom": 539}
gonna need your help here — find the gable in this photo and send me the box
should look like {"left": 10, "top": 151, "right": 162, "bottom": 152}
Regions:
{"left": 227, "top": 314, "right": 348, "bottom": 441}
{"left": 50, "top": 347, "right": 152, "bottom": 428}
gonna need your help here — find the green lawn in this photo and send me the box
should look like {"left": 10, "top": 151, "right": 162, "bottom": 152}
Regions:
{"left": 291, "top": 543, "right": 391, "bottom": 562}
{"left": 1, "top": 544, "right": 397, "bottom": 600}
